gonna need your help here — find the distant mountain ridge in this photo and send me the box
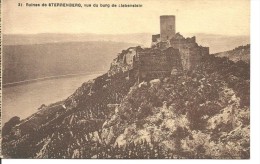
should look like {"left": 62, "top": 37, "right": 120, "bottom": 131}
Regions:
{"left": 3, "top": 33, "right": 249, "bottom": 53}
{"left": 3, "top": 33, "right": 151, "bottom": 47}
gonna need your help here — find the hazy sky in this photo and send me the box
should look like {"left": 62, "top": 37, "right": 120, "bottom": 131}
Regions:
{"left": 3, "top": 0, "right": 250, "bottom": 35}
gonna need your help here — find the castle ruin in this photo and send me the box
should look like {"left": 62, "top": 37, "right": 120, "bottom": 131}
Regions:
{"left": 108, "top": 15, "right": 209, "bottom": 80}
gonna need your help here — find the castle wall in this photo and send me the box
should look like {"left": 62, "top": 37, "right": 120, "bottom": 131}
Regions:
{"left": 168, "top": 35, "right": 209, "bottom": 71}
{"left": 108, "top": 16, "right": 210, "bottom": 79}
{"left": 178, "top": 48, "right": 189, "bottom": 71}
{"left": 151, "top": 34, "right": 161, "bottom": 48}
{"left": 189, "top": 47, "right": 203, "bottom": 70}
{"left": 125, "top": 48, "right": 136, "bottom": 65}
{"left": 138, "top": 54, "right": 171, "bottom": 71}
{"left": 160, "top": 16, "right": 176, "bottom": 41}
{"left": 136, "top": 47, "right": 182, "bottom": 80}
{"left": 170, "top": 36, "right": 197, "bottom": 49}
{"left": 178, "top": 46, "right": 209, "bottom": 71}
{"left": 108, "top": 48, "right": 137, "bottom": 77}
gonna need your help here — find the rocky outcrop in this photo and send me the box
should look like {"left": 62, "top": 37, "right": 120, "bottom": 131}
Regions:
{"left": 101, "top": 63, "right": 249, "bottom": 158}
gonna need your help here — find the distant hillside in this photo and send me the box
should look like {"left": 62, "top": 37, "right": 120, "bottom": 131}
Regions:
{"left": 3, "top": 33, "right": 151, "bottom": 47}
{"left": 3, "top": 33, "right": 249, "bottom": 53}
{"left": 3, "top": 41, "right": 136, "bottom": 84}
{"left": 213, "top": 44, "right": 250, "bottom": 63}
{"left": 191, "top": 33, "right": 250, "bottom": 54}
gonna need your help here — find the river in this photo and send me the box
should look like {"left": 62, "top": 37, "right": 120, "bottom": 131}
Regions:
{"left": 2, "top": 73, "right": 102, "bottom": 124}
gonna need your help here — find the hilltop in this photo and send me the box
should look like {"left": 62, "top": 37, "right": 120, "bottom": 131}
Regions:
{"left": 2, "top": 49, "right": 250, "bottom": 158}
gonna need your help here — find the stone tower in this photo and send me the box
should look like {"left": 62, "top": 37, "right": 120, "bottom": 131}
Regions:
{"left": 160, "top": 15, "right": 176, "bottom": 41}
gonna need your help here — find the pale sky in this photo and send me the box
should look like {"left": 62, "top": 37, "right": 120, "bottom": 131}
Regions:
{"left": 3, "top": 0, "right": 250, "bottom": 35}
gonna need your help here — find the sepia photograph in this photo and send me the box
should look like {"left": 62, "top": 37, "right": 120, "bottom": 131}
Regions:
{"left": 0, "top": 0, "right": 252, "bottom": 160}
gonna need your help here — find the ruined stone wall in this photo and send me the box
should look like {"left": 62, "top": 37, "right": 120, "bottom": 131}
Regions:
{"left": 168, "top": 35, "right": 209, "bottom": 71}
{"left": 179, "top": 48, "right": 191, "bottom": 71}
{"left": 170, "top": 36, "right": 196, "bottom": 45}
{"left": 108, "top": 49, "right": 134, "bottom": 77}
{"left": 151, "top": 34, "right": 161, "bottom": 48}
{"left": 178, "top": 46, "right": 209, "bottom": 71}
{"left": 125, "top": 48, "right": 136, "bottom": 65}
{"left": 189, "top": 47, "right": 203, "bottom": 70}
{"left": 170, "top": 36, "right": 197, "bottom": 49}
{"left": 136, "top": 47, "right": 182, "bottom": 79}
{"left": 138, "top": 54, "right": 172, "bottom": 71}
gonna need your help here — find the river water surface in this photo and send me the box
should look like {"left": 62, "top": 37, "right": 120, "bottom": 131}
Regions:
{"left": 2, "top": 73, "right": 101, "bottom": 124}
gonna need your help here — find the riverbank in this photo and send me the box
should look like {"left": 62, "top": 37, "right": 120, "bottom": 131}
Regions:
{"left": 2, "top": 73, "right": 103, "bottom": 124}
{"left": 3, "top": 71, "right": 106, "bottom": 88}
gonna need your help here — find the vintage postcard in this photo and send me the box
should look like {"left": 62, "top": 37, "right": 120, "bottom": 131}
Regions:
{"left": 0, "top": 0, "right": 250, "bottom": 159}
